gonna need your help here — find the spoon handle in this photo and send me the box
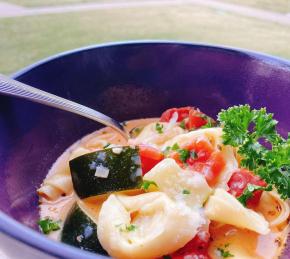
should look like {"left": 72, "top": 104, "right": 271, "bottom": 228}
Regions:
{"left": 0, "top": 73, "right": 128, "bottom": 140}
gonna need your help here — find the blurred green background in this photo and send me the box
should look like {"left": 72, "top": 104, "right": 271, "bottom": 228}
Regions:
{"left": 0, "top": 0, "right": 289, "bottom": 74}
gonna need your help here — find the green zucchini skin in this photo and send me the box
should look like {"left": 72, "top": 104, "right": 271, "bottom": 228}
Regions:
{"left": 61, "top": 204, "right": 107, "bottom": 255}
{"left": 70, "top": 146, "right": 142, "bottom": 199}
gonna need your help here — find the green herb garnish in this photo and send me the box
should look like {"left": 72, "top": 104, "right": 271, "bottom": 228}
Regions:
{"left": 125, "top": 224, "right": 137, "bottom": 232}
{"left": 103, "top": 143, "right": 111, "bottom": 148}
{"left": 130, "top": 127, "right": 143, "bottom": 138}
{"left": 182, "top": 189, "right": 191, "bottom": 194}
{"left": 237, "top": 184, "right": 272, "bottom": 206}
{"left": 38, "top": 218, "right": 60, "bottom": 234}
{"left": 155, "top": 123, "right": 164, "bottom": 134}
{"left": 179, "top": 120, "right": 186, "bottom": 129}
{"left": 163, "top": 146, "right": 171, "bottom": 155}
{"left": 217, "top": 244, "right": 234, "bottom": 258}
{"left": 172, "top": 143, "right": 180, "bottom": 151}
{"left": 178, "top": 149, "right": 190, "bottom": 162}
{"left": 118, "top": 224, "right": 137, "bottom": 232}
{"left": 140, "top": 180, "right": 158, "bottom": 191}
{"left": 201, "top": 120, "right": 214, "bottom": 128}
{"left": 218, "top": 105, "right": 290, "bottom": 199}
{"left": 166, "top": 143, "right": 190, "bottom": 163}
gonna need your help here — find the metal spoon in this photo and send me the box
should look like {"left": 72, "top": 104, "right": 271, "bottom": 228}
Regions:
{"left": 0, "top": 73, "right": 129, "bottom": 140}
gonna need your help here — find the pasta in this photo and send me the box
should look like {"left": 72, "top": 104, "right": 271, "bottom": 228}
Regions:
{"left": 143, "top": 158, "right": 212, "bottom": 208}
{"left": 97, "top": 192, "right": 203, "bottom": 259}
{"left": 37, "top": 107, "right": 289, "bottom": 259}
{"left": 204, "top": 188, "right": 270, "bottom": 235}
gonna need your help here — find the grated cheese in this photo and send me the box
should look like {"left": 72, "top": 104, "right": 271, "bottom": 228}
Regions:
{"left": 95, "top": 165, "right": 110, "bottom": 178}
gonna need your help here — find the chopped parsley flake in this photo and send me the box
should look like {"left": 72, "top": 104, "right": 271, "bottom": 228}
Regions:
{"left": 140, "top": 180, "right": 158, "bottom": 191}
{"left": 163, "top": 146, "right": 171, "bottom": 155}
{"left": 38, "top": 218, "right": 60, "bottom": 234}
{"left": 237, "top": 184, "right": 272, "bottom": 207}
{"left": 179, "top": 120, "right": 186, "bottom": 129}
{"left": 172, "top": 143, "right": 180, "bottom": 151}
{"left": 103, "top": 143, "right": 111, "bottom": 148}
{"left": 155, "top": 123, "right": 164, "bottom": 134}
{"left": 164, "top": 143, "right": 190, "bottom": 163}
{"left": 118, "top": 224, "right": 137, "bottom": 232}
{"left": 201, "top": 120, "right": 214, "bottom": 128}
{"left": 182, "top": 189, "right": 191, "bottom": 194}
{"left": 125, "top": 224, "right": 137, "bottom": 232}
{"left": 217, "top": 244, "right": 234, "bottom": 258}
{"left": 178, "top": 149, "right": 190, "bottom": 162}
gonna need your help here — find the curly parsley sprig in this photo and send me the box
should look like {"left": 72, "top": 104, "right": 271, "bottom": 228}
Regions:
{"left": 218, "top": 105, "right": 290, "bottom": 199}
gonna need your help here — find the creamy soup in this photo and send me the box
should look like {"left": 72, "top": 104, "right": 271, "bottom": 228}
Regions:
{"left": 38, "top": 106, "right": 289, "bottom": 259}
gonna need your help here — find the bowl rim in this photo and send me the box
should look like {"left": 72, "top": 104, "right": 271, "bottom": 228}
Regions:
{"left": 1, "top": 40, "right": 289, "bottom": 258}
{"left": 11, "top": 39, "right": 290, "bottom": 78}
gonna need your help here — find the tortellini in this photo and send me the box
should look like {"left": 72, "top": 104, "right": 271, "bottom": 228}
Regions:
{"left": 204, "top": 188, "right": 270, "bottom": 235}
{"left": 97, "top": 192, "right": 204, "bottom": 259}
{"left": 129, "top": 122, "right": 185, "bottom": 147}
{"left": 144, "top": 158, "right": 212, "bottom": 208}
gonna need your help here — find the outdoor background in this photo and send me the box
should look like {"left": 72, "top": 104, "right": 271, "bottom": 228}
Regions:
{"left": 0, "top": 0, "right": 289, "bottom": 75}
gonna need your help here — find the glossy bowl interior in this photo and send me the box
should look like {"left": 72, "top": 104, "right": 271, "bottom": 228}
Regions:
{"left": 0, "top": 41, "right": 289, "bottom": 258}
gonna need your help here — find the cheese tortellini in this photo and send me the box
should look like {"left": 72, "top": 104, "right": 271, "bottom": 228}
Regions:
{"left": 144, "top": 158, "right": 212, "bottom": 208}
{"left": 97, "top": 192, "right": 204, "bottom": 259}
{"left": 129, "top": 122, "right": 185, "bottom": 147}
{"left": 205, "top": 188, "right": 270, "bottom": 235}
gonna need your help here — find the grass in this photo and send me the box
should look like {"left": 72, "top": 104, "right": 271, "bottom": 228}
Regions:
{"left": 223, "top": 0, "right": 290, "bottom": 13}
{"left": 2, "top": 0, "right": 137, "bottom": 7}
{"left": 3, "top": 0, "right": 290, "bottom": 13}
{"left": 1, "top": 4, "right": 290, "bottom": 75}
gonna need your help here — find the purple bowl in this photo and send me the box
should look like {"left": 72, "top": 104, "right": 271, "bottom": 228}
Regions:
{"left": 0, "top": 41, "right": 289, "bottom": 258}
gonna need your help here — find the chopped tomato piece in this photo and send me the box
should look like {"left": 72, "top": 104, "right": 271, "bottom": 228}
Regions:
{"left": 185, "top": 139, "right": 213, "bottom": 163}
{"left": 203, "top": 152, "right": 225, "bottom": 186}
{"left": 187, "top": 108, "right": 208, "bottom": 129}
{"left": 160, "top": 107, "right": 211, "bottom": 130}
{"left": 168, "top": 138, "right": 224, "bottom": 186}
{"left": 160, "top": 107, "right": 192, "bottom": 122}
{"left": 189, "top": 152, "right": 225, "bottom": 187}
{"left": 182, "top": 139, "right": 224, "bottom": 186}
{"left": 227, "top": 169, "right": 267, "bottom": 208}
{"left": 170, "top": 230, "right": 211, "bottom": 259}
{"left": 139, "top": 145, "right": 164, "bottom": 175}
{"left": 169, "top": 151, "right": 185, "bottom": 168}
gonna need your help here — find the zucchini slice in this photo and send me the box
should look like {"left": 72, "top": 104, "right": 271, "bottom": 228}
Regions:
{"left": 61, "top": 203, "right": 107, "bottom": 255}
{"left": 70, "top": 146, "right": 142, "bottom": 198}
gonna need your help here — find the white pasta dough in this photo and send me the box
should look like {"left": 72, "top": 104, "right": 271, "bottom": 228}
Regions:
{"left": 144, "top": 158, "right": 212, "bottom": 208}
{"left": 97, "top": 192, "right": 204, "bottom": 259}
{"left": 129, "top": 122, "right": 185, "bottom": 147}
{"left": 205, "top": 188, "right": 270, "bottom": 235}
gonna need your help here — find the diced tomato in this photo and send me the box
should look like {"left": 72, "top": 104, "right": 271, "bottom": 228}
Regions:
{"left": 185, "top": 139, "right": 213, "bottom": 163}
{"left": 168, "top": 139, "right": 224, "bottom": 186}
{"left": 169, "top": 230, "right": 211, "bottom": 259}
{"left": 227, "top": 169, "right": 267, "bottom": 208}
{"left": 160, "top": 107, "right": 192, "bottom": 122}
{"left": 203, "top": 152, "right": 225, "bottom": 186}
{"left": 160, "top": 107, "right": 210, "bottom": 131}
{"left": 184, "top": 139, "right": 224, "bottom": 186}
{"left": 139, "top": 145, "right": 164, "bottom": 175}
{"left": 169, "top": 151, "right": 185, "bottom": 168}
{"left": 187, "top": 108, "right": 208, "bottom": 129}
